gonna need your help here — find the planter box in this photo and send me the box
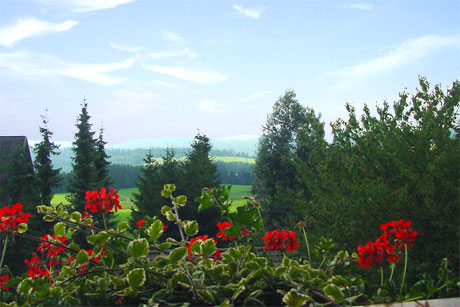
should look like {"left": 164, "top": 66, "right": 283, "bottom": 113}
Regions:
{"left": 363, "top": 297, "right": 459, "bottom": 307}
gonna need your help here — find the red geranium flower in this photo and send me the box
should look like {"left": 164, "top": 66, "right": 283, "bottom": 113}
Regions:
{"left": 136, "top": 219, "right": 146, "bottom": 227}
{"left": 216, "top": 221, "right": 235, "bottom": 241}
{"left": 84, "top": 188, "right": 121, "bottom": 214}
{"left": 380, "top": 219, "right": 417, "bottom": 250}
{"left": 0, "top": 275, "right": 10, "bottom": 291}
{"left": 241, "top": 229, "right": 250, "bottom": 236}
{"left": 163, "top": 224, "right": 168, "bottom": 230}
{"left": 357, "top": 236, "right": 399, "bottom": 268}
{"left": 24, "top": 255, "right": 49, "bottom": 279}
{"left": 0, "top": 203, "right": 31, "bottom": 233}
{"left": 263, "top": 229, "right": 299, "bottom": 252}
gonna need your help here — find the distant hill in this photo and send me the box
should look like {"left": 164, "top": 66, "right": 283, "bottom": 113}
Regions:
{"left": 29, "top": 135, "right": 260, "bottom": 172}
{"left": 109, "top": 135, "right": 259, "bottom": 155}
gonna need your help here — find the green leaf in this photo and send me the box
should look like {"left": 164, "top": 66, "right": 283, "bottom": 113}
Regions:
{"left": 127, "top": 268, "right": 146, "bottom": 288}
{"left": 127, "top": 238, "right": 149, "bottom": 259}
{"left": 197, "top": 289, "right": 215, "bottom": 304}
{"left": 117, "top": 221, "right": 129, "bottom": 232}
{"left": 324, "top": 284, "right": 344, "bottom": 304}
{"left": 37, "top": 205, "right": 49, "bottom": 214}
{"left": 17, "top": 223, "right": 28, "bottom": 233}
{"left": 169, "top": 247, "right": 187, "bottom": 265}
{"left": 68, "top": 243, "right": 80, "bottom": 252}
{"left": 54, "top": 222, "right": 66, "bottom": 236}
{"left": 175, "top": 195, "right": 187, "bottom": 206}
{"left": 148, "top": 220, "right": 164, "bottom": 240}
{"left": 43, "top": 215, "right": 55, "bottom": 222}
{"left": 94, "top": 231, "right": 111, "bottom": 245}
{"left": 161, "top": 205, "right": 172, "bottom": 215}
{"left": 201, "top": 239, "right": 217, "bottom": 258}
{"left": 158, "top": 242, "right": 172, "bottom": 250}
{"left": 183, "top": 220, "right": 199, "bottom": 237}
{"left": 70, "top": 212, "right": 81, "bottom": 223}
{"left": 76, "top": 250, "right": 89, "bottom": 265}
{"left": 282, "top": 289, "right": 312, "bottom": 307}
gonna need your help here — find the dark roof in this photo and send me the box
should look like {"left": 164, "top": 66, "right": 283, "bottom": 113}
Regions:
{"left": 0, "top": 136, "right": 34, "bottom": 176}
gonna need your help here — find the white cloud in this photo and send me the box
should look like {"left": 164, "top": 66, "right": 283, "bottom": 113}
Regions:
{"left": 160, "top": 31, "right": 187, "bottom": 44}
{"left": 0, "top": 17, "right": 77, "bottom": 47}
{"left": 31, "top": 0, "right": 136, "bottom": 12}
{"left": 238, "top": 91, "right": 272, "bottom": 102}
{"left": 110, "top": 42, "right": 143, "bottom": 53}
{"left": 110, "top": 90, "right": 162, "bottom": 113}
{"left": 341, "top": 3, "right": 375, "bottom": 10}
{"left": 149, "top": 48, "right": 198, "bottom": 59}
{"left": 326, "top": 34, "right": 460, "bottom": 80}
{"left": 198, "top": 99, "right": 224, "bottom": 114}
{"left": 232, "top": 4, "right": 266, "bottom": 19}
{"left": 0, "top": 50, "right": 134, "bottom": 86}
{"left": 153, "top": 80, "right": 180, "bottom": 88}
{"left": 144, "top": 65, "right": 229, "bottom": 84}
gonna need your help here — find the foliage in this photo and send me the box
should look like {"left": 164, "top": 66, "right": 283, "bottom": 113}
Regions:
{"left": 253, "top": 89, "right": 325, "bottom": 228}
{"left": 0, "top": 186, "right": 458, "bottom": 306}
{"left": 294, "top": 77, "right": 460, "bottom": 277}
{"left": 33, "top": 113, "right": 61, "bottom": 207}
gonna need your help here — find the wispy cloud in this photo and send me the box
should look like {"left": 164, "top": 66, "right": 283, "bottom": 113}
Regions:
{"left": 0, "top": 50, "right": 134, "bottom": 86}
{"left": 341, "top": 3, "right": 375, "bottom": 10}
{"left": 31, "top": 0, "right": 136, "bottom": 12}
{"left": 109, "top": 90, "right": 162, "bottom": 113}
{"left": 144, "top": 65, "right": 229, "bottom": 84}
{"left": 0, "top": 17, "right": 77, "bottom": 47}
{"left": 153, "top": 80, "right": 180, "bottom": 88}
{"left": 198, "top": 99, "right": 224, "bottom": 114}
{"left": 232, "top": 4, "right": 266, "bottom": 19}
{"left": 326, "top": 34, "right": 460, "bottom": 80}
{"left": 110, "top": 42, "right": 143, "bottom": 53}
{"left": 238, "top": 91, "right": 272, "bottom": 102}
{"left": 149, "top": 48, "right": 198, "bottom": 59}
{"left": 160, "top": 31, "right": 187, "bottom": 44}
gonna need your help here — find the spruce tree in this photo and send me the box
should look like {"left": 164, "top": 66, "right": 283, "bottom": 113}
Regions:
{"left": 67, "top": 100, "right": 98, "bottom": 214}
{"left": 33, "top": 113, "right": 61, "bottom": 206}
{"left": 94, "top": 126, "right": 112, "bottom": 189}
{"left": 182, "top": 133, "right": 220, "bottom": 235}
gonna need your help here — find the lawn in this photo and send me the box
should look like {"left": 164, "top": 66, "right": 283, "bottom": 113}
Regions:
{"left": 52, "top": 184, "right": 254, "bottom": 222}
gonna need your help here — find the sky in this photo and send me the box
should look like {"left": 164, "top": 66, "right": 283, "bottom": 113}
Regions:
{"left": 0, "top": 0, "right": 459, "bottom": 145}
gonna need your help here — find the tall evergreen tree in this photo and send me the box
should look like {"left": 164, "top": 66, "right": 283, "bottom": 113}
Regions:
{"left": 94, "top": 126, "right": 112, "bottom": 189}
{"left": 67, "top": 100, "right": 98, "bottom": 214}
{"left": 33, "top": 113, "right": 61, "bottom": 206}
{"left": 182, "top": 132, "right": 220, "bottom": 235}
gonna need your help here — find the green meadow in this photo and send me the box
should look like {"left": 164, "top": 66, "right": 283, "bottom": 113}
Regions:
{"left": 51, "top": 185, "right": 253, "bottom": 222}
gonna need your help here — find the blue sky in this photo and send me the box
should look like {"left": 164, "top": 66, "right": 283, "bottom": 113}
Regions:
{"left": 0, "top": 0, "right": 459, "bottom": 144}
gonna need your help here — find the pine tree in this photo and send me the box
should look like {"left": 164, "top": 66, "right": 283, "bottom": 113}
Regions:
{"left": 182, "top": 132, "right": 220, "bottom": 235}
{"left": 67, "top": 100, "right": 98, "bottom": 214}
{"left": 33, "top": 113, "right": 61, "bottom": 206}
{"left": 94, "top": 126, "right": 112, "bottom": 189}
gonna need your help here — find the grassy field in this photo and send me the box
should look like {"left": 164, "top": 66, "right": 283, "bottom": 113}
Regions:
{"left": 52, "top": 184, "right": 253, "bottom": 222}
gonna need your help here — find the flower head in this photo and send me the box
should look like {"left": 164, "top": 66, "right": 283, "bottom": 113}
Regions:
{"left": 0, "top": 203, "right": 31, "bottom": 233}
{"left": 84, "top": 188, "right": 121, "bottom": 214}
{"left": 263, "top": 229, "right": 299, "bottom": 252}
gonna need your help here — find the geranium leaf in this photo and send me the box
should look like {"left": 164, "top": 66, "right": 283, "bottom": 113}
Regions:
{"left": 127, "top": 268, "right": 146, "bottom": 288}
{"left": 169, "top": 247, "right": 187, "bottom": 265}
{"left": 128, "top": 238, "right": 149, "bottom": 259}
{"left": 148, "top": 220, "right": 163, "bottom": 240}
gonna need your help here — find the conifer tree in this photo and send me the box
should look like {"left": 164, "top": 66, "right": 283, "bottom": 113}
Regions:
{"left": 94, "top": 126, "right": 112, "bottom": 189}
{"left": 33, "top": 112, "right": 61, "bottom": 206}
{"left": 182, "top": 132, "right": 220, "bottom": 235}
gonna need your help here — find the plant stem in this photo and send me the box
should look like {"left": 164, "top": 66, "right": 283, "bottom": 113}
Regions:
{"left": 0, "top": 236, "right": 8, "bottom": 272}
{"left": 400, "top": 244, "right": 408, "bottom": 295}
{"left": 380, "top": 267, "right": 384, "bottom": 287}
{"left": 102, "top": 213, "right": 107, "bottom": 231}
{"left": 389, "top": 262, "right": 395, "bottom": 283}
{"left": 301, "top": 227, "right": 311, "bottom": 263}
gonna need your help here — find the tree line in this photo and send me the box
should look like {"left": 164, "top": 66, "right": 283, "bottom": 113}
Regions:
{"left": 252, "top": 77, "right": 459, "bottom": 280}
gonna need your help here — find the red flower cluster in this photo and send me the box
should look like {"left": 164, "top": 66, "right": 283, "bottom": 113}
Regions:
{"left": 136, "top": 219, "right": 146, "bottom": 227}
{"left": 0, "top": 203, "right": 31, "bottom": 233}
{"left": 241, "top": 229, "right": 250, "bottom": 236}
{"left": 187, "top": 235, "right": 220, "bottom": 261}
{"left": 24, "top": 255, "right": 49, "bottom": 279}
{"left": 84, "top": 188, "right": 121, "bottom": 214}
{"left": 37, "top": 234, "right": 68, "bottom": 267}
{"left": 216, "top": 221, "right": 236, "bottom": 241}
{"left": 0, "top": 275, "right": 10, "bottom": 291}
{"left": 357, "top": 219, "right": 417, "bottom": 269}
{"left": 357, "top": 237, "right": 399, "bottom": 268}
{"left": 380, "top": 220, "right": 418, "bottom": 250}
{"left": 262, "top": 229, "right": 299, "bottom": 252}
